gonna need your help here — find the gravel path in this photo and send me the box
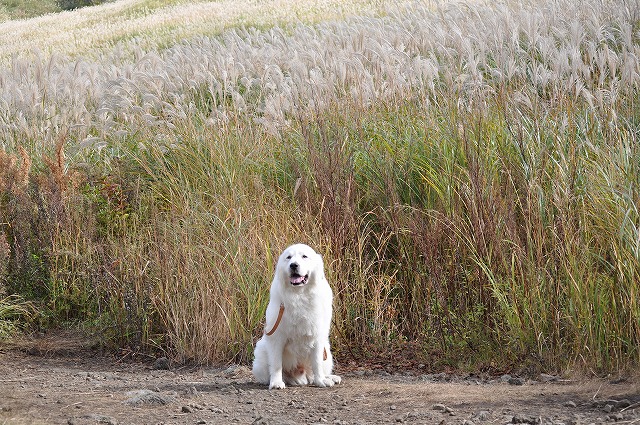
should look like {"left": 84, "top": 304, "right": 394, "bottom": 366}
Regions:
{"left": 0, "top": 348, "right": 638, "bottom": 425}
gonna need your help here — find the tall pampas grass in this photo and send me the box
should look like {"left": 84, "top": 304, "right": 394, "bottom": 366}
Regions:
{"left": 0, "top": 0, "right": 638, "bottom": 371}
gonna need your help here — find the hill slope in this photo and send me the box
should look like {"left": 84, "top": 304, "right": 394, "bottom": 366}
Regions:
{"left": 0, "top": 0, "right": 390, "bottom": 63}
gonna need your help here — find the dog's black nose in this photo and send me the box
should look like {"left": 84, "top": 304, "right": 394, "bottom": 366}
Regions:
{"left": 289, "top": 262, "right": 299, "bottom": 271}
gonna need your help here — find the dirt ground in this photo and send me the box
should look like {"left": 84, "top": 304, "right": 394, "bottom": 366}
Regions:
{"left": 1, "top": 339, "right": 639, "bottom": 425}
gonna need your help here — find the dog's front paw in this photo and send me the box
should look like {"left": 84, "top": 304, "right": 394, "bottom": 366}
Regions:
{"left": 327, "top": 374, "right": 342, "bottom": 385}
{"left": 313, "top": 376, "right": 336, "bottom": 388}
{"left": 269, "top": 379, "right": 286, "bottom": 390}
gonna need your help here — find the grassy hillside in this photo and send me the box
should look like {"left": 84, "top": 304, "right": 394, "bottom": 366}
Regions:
{"left": 1, "top": 0, "right": 639, "bottom": 373}
{"left": 0, "top": 0, "right": 391, "bottom": 64}
{"left": 0, "top": 0, "right": 115, "bottom": 21}
{"left": 0, "top": 0, "right": 58, "bottom": 21}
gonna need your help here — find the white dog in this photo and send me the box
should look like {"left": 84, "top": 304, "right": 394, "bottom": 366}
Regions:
{"left": 252, "top": 243, "right": 342, "bottom": 389}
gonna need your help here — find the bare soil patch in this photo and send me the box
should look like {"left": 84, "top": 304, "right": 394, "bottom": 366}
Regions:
{"left": 0, "top": 338, "right": 638, "bottom": 425}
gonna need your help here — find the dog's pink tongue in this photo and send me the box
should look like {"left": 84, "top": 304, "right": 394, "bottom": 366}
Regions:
{"left": 291, "top": 276, "right": 305, "bottom": 284}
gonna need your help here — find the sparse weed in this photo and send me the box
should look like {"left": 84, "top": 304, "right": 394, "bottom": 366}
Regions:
{"left": 0, "top": 295, "right": 34, "bottom": 339}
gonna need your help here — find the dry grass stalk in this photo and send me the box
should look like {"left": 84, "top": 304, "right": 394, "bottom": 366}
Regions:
{"left": 0, "top": 146, "right": 31, "bottom": 195}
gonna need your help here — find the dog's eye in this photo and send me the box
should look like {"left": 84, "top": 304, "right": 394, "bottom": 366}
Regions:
{"left": 286, "top": 255, "right": 292, "bottom": 260}
{"left": 302, "top": 255, "right": 308, "bottom": 259}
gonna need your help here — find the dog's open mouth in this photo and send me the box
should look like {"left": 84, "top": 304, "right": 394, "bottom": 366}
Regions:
{"left": 290, "top": 273, "right": 309, "bottom": 286}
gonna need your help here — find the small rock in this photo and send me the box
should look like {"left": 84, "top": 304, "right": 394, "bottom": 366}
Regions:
{"left": 123, "top": 389, "right": 174, "bottom": 406}
{"left": 224, "top": 365, "right": 238, "bottom": 375}
{"left": 152, "top": 357, "right": 170, "bottom": 370}
{"left": 406, "top": 411, "right": 420, "bottom": 419}
{"left": 432, "top": 403, "right": 448, "bottom": 412}
{"left": 475, "top": 410, "right": 490, "bottom": 420}
{"left": 88, "top": 415, "right": 117, "bottom": 425}
{"left": 462, "top": 420, "right": 475, "bottom": 425}
{"left": 615, "top": 399, "right": 631, "bottom": 408}
{"left": 508, "top": 377, "right": 525, "bottom": 386}
{"left": 539, "top": 373, "right": 559, "bottom": 382}
{"left": 182, "top": 405, "right": 194, "bottom": 413}
{"left": 68, "top": 414, "right": 117, "bottom": 425}
{"left": 563, "top": 401, "right": 577, "bottom": 408}
{"left": 225, "top": 364, "right": 252, "bottom": 378}
{"left": 500, "top": 374, "right": 512, "bottom": 382}
{"left": 607, "top": 413, "right": 624, "bottom": 422}
{"left": 511, "top": 414, "right": 536, "bottom": 424}
{"left": 390, "top": 405, "right": 397, "bottom": 411}
{"left": 603, "top": 404, "right": 614, "bottom": 413}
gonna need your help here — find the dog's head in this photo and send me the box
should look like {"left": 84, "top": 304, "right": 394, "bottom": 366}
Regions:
{"left": 276, "top": 244, "right": 323, "bottom": 288}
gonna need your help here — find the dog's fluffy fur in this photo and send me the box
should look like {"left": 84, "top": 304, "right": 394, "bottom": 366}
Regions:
{"left": 252, "top": 244, "right": 341, "bottom": 389}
